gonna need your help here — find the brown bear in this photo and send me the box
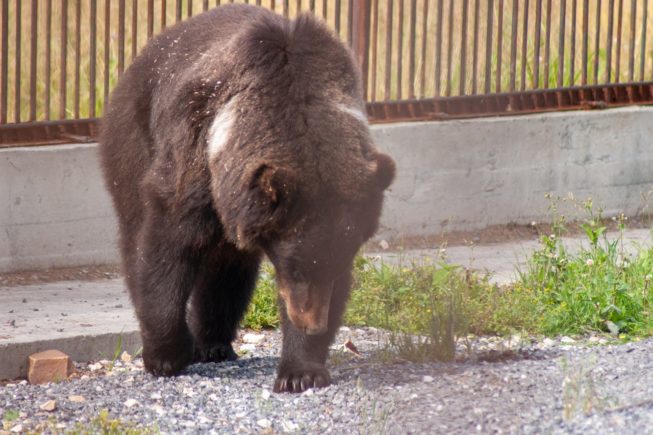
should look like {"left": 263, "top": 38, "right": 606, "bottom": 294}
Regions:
{"left": 99, "top": 3, "right": 394, "bottom": 393}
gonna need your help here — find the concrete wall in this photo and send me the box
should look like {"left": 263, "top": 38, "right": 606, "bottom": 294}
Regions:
{"left": 2, "top": 107, "right": 653, "bottom": 272}
{"left": 0, "top": 144, "right": 118, "bottom": 272}
{"left": 374, "top": 106, "right": 653, "bottom": 239}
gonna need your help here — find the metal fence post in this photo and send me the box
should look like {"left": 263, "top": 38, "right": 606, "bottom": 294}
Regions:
{"left": 350, "top": 0, "right": 371, "bottom": 100}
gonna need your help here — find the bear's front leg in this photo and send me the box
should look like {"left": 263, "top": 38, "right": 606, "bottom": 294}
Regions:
{"left": 273, "top": 276, "right": 350, "bottom": 393}
{"left": 133, "top": 221, "right": 197, "bottom": 377}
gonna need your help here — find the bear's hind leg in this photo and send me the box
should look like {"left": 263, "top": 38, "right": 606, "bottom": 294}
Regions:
{"left": 187, "top": 243, "right": 261, "bottom": 363}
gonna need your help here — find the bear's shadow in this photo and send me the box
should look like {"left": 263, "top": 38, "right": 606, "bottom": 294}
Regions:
{"left": 182, "top": 355, "right": 279, "bottom": 381}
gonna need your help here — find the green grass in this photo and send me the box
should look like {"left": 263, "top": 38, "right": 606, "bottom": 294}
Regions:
{"left": 242, "top": 199, "right": 653, "bottom": 361}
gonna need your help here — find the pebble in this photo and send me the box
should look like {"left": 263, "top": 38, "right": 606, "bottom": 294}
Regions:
{"left": 257, "top": 418, "right": 271, "bottom": 429}
{"left": 242, "top": 333, "right": 265, "bottom": 344}
{"left": 39, "top": 400, "right": 56, "bottom": 412}
{"left": 124, "top": 398, "right": 140, "bottom": 408}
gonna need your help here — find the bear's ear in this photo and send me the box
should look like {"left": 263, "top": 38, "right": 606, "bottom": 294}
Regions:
{"left": 250, "top": 164, "right": 295, "bottom": 208}
{"left": 234, "top": 164, "right": 296, "bottom": 249}
{"left": 368, "top": 153, "right": 396, "bottom": 191}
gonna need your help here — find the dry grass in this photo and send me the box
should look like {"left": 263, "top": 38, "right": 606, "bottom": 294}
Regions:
{"left": 1, "top": 0, "right": 652, "bottom": 123}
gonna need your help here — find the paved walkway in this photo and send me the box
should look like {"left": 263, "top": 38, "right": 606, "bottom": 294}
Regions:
{"left": 1, "top": 228, "right": 650, "bottom": 380}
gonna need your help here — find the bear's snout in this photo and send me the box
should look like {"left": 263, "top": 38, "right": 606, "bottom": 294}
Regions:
{"left": 279, "top": 282, "right": 332, "bottom": 335}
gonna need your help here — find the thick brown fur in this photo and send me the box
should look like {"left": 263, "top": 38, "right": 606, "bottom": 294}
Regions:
{"left": 99, "top": 4, "right": 395, "bottom": 393}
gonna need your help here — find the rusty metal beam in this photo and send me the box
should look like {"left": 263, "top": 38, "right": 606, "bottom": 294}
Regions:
{"left": 367, "top": 82, "right": 653, "bottom": 123}
{"left": 2, "top": 83, "right": 653, "bottom": 146}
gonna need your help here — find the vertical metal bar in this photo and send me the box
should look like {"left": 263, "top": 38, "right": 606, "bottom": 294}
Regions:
{"left": 615, "top": 0, "right": 623, "bottom": 82}
{"left": 348, "top": 0, "right": 354, "bottom": 45}
{"left": 204, "top": 0, "right": 210, "bottom": 11}
{"left": 370, "top": 0, "right": 378, "bottom": 101}
{"left": 397, "top": 0, "right": 404, "bottom": 99}
{"left": 188, "top": 0, "right": 192, "bottom": 17}
{"left": 569, "top": 0, "right": 576, "bottom": 86}
{"left": 335, "top": 0, "right": 340, "bottom": 33}
{"left": 132, "top": 0, "right": 138, "bottom": 60}
{"left": 420, "top": 0, "right": 429, "bottom": 97}
{"left": 533, "top": 0, "right": 542, "bottom": 87}
{"left": 509, "top": 0, "right": 518, "bottom": 92}
{"left": 0, "top": 0, "right": 7, "bottom": 123}
{"left": 161, "top": 0, "right": 167, "bottom": 29}
{"left": 29, "top": 0, "right": 38, "bottom": 121}
{"left": 409, "top": 0, "right": 416, "bottom": 98}
{"left": 351, "top": 0, "right": 370, "bottom": 98}
{"left": 118, "top": 0, "right": 125, "bottom": 74}
{"left": 384, "top": 0, "right": 392, "bottom": 100}
{"left": 484, "top": 0, "right": 494, "bottom": 93}
{"left": 556, "top": 0, "right": 565, "bottom": 88}
{"left": 90, "top": 0, "right": 97, "bottom": 118}
{"left": 147, "top": 0, "right": 153, "bottom": 38}
{"left": 60, "top": 0, "right": 67, "bottom": 120}
{"left": 520, "top": 0, "right": 529, "bottom": 90}
{"left": 459, "top": 0, "right": 468, "bottom": 95}
{"left": 628, "top": 0, "right": 636, "bottom": 82}
{"left": 471, "top": 0, "right": 479, "bottom": 94}
{"left": 445, "top": 0, "right": 453, "bottom": 96}
{"left": 14, "top": 0, "right": 21, "bottom": 122}
{"left": 581, "top": 0, "right": 588, "bottom": 84}
{"left": 606, "top": 0, "right": 614, "bottom": 82}
{"left": 496, "top": 0, "right": 503, "bottom": 93}
{"left": 640, "top": 0, "right": 648, "bottom": 80}
{"left": 543, "top": 0, "right": 551, "bottom": 88}
{"left": 176, "top": 0, "right": 182, "bottom": 22}
{"left": 104, "top": 0, "right": 110, "bottom": 107}
{"left": 593, "top": 0, "right": 601, "bottom": 83}
{"left": 45, "top": 0, "right": 51, "bottom": 119}
{"left": 74, "top": 0, "right": 81, "bottom": 118}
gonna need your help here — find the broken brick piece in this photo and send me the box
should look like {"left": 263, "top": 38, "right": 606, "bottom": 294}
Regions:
{"left": 27, "top": 349, "right": 75, "bottom": 384}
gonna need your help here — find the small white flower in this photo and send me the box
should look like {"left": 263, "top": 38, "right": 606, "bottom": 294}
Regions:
{"left": 586, "top": 259, "right": 594, "bottom": 267}
{"left": 645, "top": 274, "right": 652, "bottom": 282}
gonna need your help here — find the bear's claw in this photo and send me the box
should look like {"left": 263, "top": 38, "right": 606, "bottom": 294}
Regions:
{"left": 193, "top": 343, "right": 238, "bottom": 363}
{"left": 273, "top": 366, "right": 331, "bottom": 393}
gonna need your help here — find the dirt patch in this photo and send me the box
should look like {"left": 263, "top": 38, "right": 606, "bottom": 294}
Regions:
{"left": 369, "top": 215, "right": 653, "bottom": 251}
{"left": 0, "top": 264, "right": 121, "bottom": 287}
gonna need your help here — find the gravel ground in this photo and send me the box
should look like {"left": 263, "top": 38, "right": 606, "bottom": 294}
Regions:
{"left": 2, "top": 328, "right": 653, "bottom": 434}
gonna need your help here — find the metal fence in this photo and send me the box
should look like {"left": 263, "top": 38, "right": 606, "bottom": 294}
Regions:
{"left": 2, "top": 0, "right": 653, "bottom": 146}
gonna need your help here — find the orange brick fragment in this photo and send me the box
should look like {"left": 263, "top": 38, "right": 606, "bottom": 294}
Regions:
{"left": 27, "top": 349, "right": 74, "bottom": 384}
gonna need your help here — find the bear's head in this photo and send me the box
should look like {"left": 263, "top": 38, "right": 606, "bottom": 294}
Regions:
{"left": 239, "top": 152, "right": 395, "bottom": 335}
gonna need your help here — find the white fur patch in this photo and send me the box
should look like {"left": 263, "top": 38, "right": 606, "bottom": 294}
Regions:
{"left": 335, "top": 103, "right": 368, "bottom": 125}
{"left": 207, "top": 98, "right": 238, "bottom": 158}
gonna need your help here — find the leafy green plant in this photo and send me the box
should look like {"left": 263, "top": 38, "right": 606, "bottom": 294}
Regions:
{"left": 518, "top": 199, "right": 653, "bottom": 336}
{"left": 243, "top": 264, "right": 279, "bottom": 330}
{"left": 64, "top": 409, "right": 157, "bottom": 435}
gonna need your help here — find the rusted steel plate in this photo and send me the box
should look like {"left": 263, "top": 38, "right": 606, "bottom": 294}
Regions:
{"left": 0, "top": 118, "right": 98, "bottom": 148}
{"left": 367, "top": 82, "right": 653, "bottom": 123}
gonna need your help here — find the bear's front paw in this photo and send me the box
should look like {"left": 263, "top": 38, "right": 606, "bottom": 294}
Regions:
{"left": 193, "top": 343, "right": 238, "bottom": 363}
{"left": 142, "top": 341, "right": 193, "bottom": 377}
{"left": 273, "top": 362, "right": 331, "bottom": 393}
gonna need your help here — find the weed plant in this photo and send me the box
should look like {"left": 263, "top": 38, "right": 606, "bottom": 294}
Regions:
{"left": 518, "top": 199, "right": 653, "bottom": 336}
